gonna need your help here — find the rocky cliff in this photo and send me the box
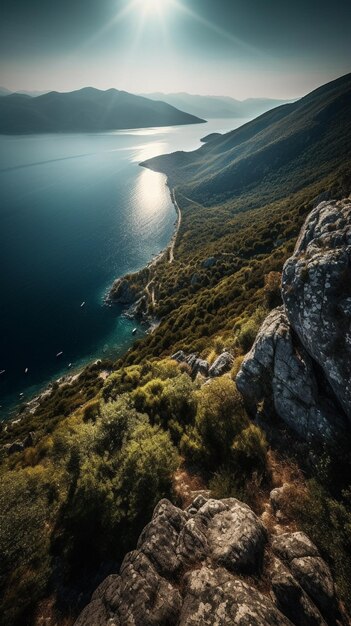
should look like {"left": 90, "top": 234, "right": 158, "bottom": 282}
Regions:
{"left": 75, "top": 495, "right": 345, "bottom": 625}
{"left": 237, "top": 199, "right": 351, "bottom": 442}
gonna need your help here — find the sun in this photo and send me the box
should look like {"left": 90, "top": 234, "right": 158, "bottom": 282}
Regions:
{"left": 143, "top": 0, "right": 172, "bottom": 14}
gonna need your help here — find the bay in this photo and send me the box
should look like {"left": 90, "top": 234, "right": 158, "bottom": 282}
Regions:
{"left": 0, "top": 118, "right": 249, "bottom": 417}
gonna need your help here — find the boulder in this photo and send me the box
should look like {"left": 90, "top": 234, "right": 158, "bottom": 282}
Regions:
{"left": 75, "top": 497, "right": 345, "bottom": 626}
{"left": 171, "top": 350, "right": 209, "bottom": 377}
{"left": 177, "top": 498, "right": 267, "bottom": 573}
{"left": 137, "top": 499, "right": 188, "bottom": 576}
{"left": 236, "top": 307, "right": 346, "bottom": 441}
{"left": 271, "top": 532, "right": 338, "bottom": 623}
{"left": 208, "top": 351, "right": 234, "bottom": 377}
{"left": 271, "top": 558, "right": 327, "bottom": 626}
{"left": 190, "top": 273, "right": 201, "bottom": 286}
{"left": 171, "top": 350, "right": 234, "bottom": 378}
{"left": 271, "top": 532, "right": 319, "bottom": 562}
{"left": 290, "top": 557, "right": 336, "bottom": 619}
{"left": 270, "top": 483, "right": 291, "bottom": 513}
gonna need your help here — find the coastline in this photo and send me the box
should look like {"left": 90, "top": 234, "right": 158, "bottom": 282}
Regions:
{"left": 106, "top": 179, "right": 181, "bottom": 327}
{"left": 4, "top": 178, "right": 180, "bottom": 426}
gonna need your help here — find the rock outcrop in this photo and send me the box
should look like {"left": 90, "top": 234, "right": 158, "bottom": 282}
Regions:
{"left": 5, "top": 430, "right": 36, "bottom": 455}
{"left": 236, "top": 199, "right": 351, "bottom": 441}
{"left": 281, "top": 199, "right": 351, "bottom": 424}
{"left": 107, "top": 276, "right": 144, "bottom": 305}
{"left": 171, "top": 350, "right": 233, "bottom": 379}
{"left": 75, "top": 496, "right": 343, "bottom": 626}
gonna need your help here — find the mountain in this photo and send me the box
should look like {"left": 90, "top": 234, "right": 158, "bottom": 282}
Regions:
{"left": 143, "top": 73, "right": 351, "bottom": 203}
{"left": 141, "top": 91, "right": 290, "bottom": 119}
{"left": 15, "top": 89, "right": 49, "bottom": 97}
{"left": 0, "top": 86, "right": 12, "bottom": 96}
{"left": 0, "top": 87, "right": 205, "bottom": 134}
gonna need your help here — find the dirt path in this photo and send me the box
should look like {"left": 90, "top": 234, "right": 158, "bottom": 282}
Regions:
{"left": 173, "top": 466, "right": 210, "bottom": 508}
{"left": 145, "top": 280, "right": 156, "bottom": 307}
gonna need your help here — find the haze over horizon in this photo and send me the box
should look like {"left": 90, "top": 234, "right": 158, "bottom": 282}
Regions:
{"left": 1, "top": 0, "right": 350, "bottom": 100}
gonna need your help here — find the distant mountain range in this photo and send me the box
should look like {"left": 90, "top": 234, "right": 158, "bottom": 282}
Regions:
{"left": 141, "top": 92, "right": 291, "bottom": 119}
{"left": 143, "top": 73, "right": 351, "bottom": 203}
{"left": 0, "top": 86, "right": 12, "bottom": 97}
{"left": 0, "top": 87, "right": 205, "bottom": 134}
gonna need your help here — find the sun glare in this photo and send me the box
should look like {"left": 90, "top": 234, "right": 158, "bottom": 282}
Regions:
{"left": 143, "top": 0, "right": 171, "bottom": 14}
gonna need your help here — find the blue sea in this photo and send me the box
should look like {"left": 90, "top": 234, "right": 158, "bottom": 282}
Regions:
{"left": 0, "top": 118, "right": 248, "bottom": 417}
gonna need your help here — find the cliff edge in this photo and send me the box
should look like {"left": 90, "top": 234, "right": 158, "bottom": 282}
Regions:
{"left": 237, "top": 198, "right": 351, "bottom": 442}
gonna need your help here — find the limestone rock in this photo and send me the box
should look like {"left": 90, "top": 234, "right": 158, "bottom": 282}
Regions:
{"left": 290, "top": 557, "right": 336, "bottom": 618}
{"left": 208, "top": 351, "right": 234, "bottom": 377}
{"left": 270, "top": 484, "right": 291, "bottom": 513}
{"left": 75, "top": 497, "right": 345, "bottom": 626}
{"left": 282, "top": 198, "right": 351, "bottom": 424}
{"left": 171, "top": 350, "right": 234, "bottom": 378}
{"left": 236, "top": 199, "right": 351, "bottom": 441}
{"left": 271, "top": 558, "right": 327, "bottom": 626}
{"left": 171, "top": 350, "right": 209, "bottom": 377}
{"left": 272, "top": 532, "right": 319, "bottom": 562}
{"left": 179, "top": 567, "right": 292, "bottom": 626}
{"left": 236, "top": 307, "right": 346, "bottom": 441}
{"left": 177, "top": 498, "right": 267, "bottom": 573}
{"left": 137, "top": 499, "right": 188, "bottom": 576}
{"left": 271, "top": 532, "right": 338, "bottom": 623}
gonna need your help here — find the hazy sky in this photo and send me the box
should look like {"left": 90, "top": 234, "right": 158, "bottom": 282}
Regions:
{"left": 1, "top": 0, "right": 350, "bottom": 98}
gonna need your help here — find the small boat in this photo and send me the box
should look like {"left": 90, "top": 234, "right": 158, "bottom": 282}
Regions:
{"left": 19, "top": 392, "right": 24, "bottom": 397}
{"left": 25, "top": 368, "right": 29, "bottom": 374}
{"left": 132, "top": 328, "right": 137, "bottom": 335}
{"left": 56, "top": 351, "right": 63, "bottom": 357}
{"left": 68, "top": 363, "right": 72, "bottom": 368}
{"left": 80, "top": 301, "right": 86, "bottom": 308}
{"left": 0, "top": 369, "right": 5, "bottom": 375}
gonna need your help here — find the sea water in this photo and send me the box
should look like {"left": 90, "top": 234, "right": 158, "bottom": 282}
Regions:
{"left": 0, "top": 118, "right": 249, "bottom": 417}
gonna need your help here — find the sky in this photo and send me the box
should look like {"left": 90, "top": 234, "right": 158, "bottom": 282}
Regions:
{"left": 0, "top": 0, "right": 350, "bottom": 99}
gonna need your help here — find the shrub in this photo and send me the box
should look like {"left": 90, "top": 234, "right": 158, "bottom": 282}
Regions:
{"left": 237, "top": 307, "right": 267, "bottom": 353}
{"left": 195, "top": 377, "right": 248, "bottom": 468}
{"left": 264, "top": 271, "right": 282, "bottom": 309}
{"left": 179, "top": 426, "right": 207, "bottom": 467}
{"left": 132, "top": 373, "right": 196, "bottom": 427}
{"left": 231, "top": 424, "right": 268, "bottom": 480}
{"left": 0, "top": 467, "right": 57, "bottom": 625}
{"left": 82, "top": 399, "right": 100, "bottom": 422}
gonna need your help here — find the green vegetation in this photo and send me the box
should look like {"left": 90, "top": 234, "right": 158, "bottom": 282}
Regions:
{"left": 0, "top": 377, "right": 179, "bottom": 624}
{"left": 0, "top": 363, "right": 268, "bottom": 625}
